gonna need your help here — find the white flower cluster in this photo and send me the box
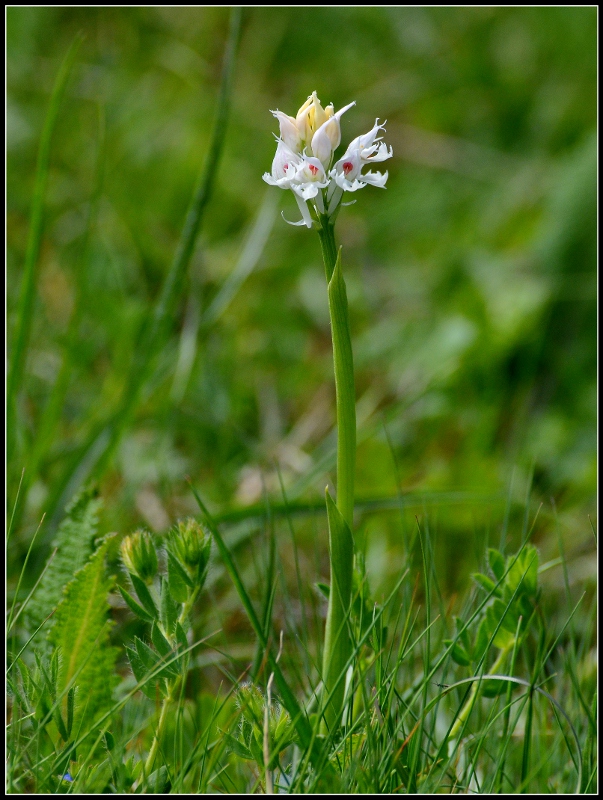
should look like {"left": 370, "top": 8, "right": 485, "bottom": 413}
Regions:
{"left": 263, "top": 91, "right": 393, "bottom": 228}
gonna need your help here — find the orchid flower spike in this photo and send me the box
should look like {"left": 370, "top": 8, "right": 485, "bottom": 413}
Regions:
{"left": 263, "top": 92, "right": 392, "bottom": 227}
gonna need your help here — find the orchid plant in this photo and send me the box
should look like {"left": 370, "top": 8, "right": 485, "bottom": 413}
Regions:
{"left": 263, "top": 92, "right": 392, "bottom": 735}
{"left": 263, "top": 90, "right": 392, "bottom": 228}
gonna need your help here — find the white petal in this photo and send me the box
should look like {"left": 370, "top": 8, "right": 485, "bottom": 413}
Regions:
{"left": 292, "top": 182, "right": 320, "bottom": 200}
{"left": 293, "top": 192, "right": 314, "bottom": 227}
{"left": 271, "top": 110, "right": 302, "bottom": 152}
{"left": 281, "top": 210, "right": 309, "bottom": 227}
{"left": 335, "top": 173, "right": 367, "bottom": 192}
{"left": 366, "top": 142, "right": 393, "bottom": 163}
{"left": 360, "top": 169, "right": 388, "bottom": 188}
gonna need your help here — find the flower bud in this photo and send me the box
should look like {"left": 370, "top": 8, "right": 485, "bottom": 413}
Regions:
{"left": 295, "top": 91, "right": 329, "bottom": 143}
{"left": 167, "top": 518, "right": 211, "bottom": 586}
{"left": 271, "top": 110, "right": 302, "bottom": 153}
{"left": 310, "top": 102, "right": 355, "bottom": 167}
{"left": 120, "top": 529, "right": 158, "bottom": 584}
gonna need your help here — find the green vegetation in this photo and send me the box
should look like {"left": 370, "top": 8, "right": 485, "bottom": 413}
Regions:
{"left": 7, "top": 7, "right": 596, "bottom": 793}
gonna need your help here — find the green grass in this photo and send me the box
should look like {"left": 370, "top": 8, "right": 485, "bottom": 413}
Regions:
{"left": 7, "top": 6, "right": 596, "bottom": 794}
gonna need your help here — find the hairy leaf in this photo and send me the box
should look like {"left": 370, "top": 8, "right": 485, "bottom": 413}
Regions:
{"left": 26, "top": 487, "right": 102, "bottom": 640}
{"left": 48, "top": 537, "right": 118, "bottom": 730}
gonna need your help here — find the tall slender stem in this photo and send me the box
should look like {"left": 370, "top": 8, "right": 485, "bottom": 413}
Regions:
{"left": 318, "top": 217, "right": 356, "bottom": 734}
{"left": 143, "top": 589, "right": 198, "bottom": 778}
{"left": 317, "top": 218, "right": 356, "bottom": 529}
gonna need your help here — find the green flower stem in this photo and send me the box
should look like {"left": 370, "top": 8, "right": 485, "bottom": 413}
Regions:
{"left": 143, "top": 678, "right": 178, "bottom": 779}
{"left": 449, "top": 646, "right": 510, "bottom": 740}
{"left": 317, "top": 218, "right": 356, "bottom": 529}
{"left": 317, "top": 217, "right": 356, "bottom": 734}
{"left": 144, "top": 587, "right": 199, "bottom": 777}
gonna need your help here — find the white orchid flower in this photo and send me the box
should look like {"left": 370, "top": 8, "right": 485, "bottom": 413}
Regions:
{"left": 263, "top": 93, "right": 392, "bottom": 227}
{"left": 331, "top": 148, "right": 389, "bottom": 192}
{"left": 327, "top": 119, "right": 392, "bottom": 210}
{"left": 262, "top": 139, "right": 302, "bottom": 189}
{"left": 292, "top": 155, "right": 329, "bottom": 198}
{"left": 345, "top": 119, "right": 393, "bottom": 161}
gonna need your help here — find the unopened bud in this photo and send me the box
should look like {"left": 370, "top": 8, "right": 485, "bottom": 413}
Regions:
{"left": 167, "top": 518, "right": 211, "bottom": 586}
{"left": 120, "top": 529, "right": 158, "bottom": 584}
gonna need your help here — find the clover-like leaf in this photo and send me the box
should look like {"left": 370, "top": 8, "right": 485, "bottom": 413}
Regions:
{"left": 487, "top": 548, "right": 506, "bottom": 581}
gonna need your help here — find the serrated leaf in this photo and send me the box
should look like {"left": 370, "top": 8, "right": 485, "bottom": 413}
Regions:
{"left": 130, "top": 574, "right": 158, "bottom": 620}
{"left": 66, "top": 687, "right": 75, "bottom": 738}
{"left": 223, "top": 731, "right": 253, "bottom": 760}
{"left": 167, "top": 551, "right": 192, "bottom": 602}
{"left": 53, "top": 705, "right": 69, "bottom": 741}
{"left": 50, "top": 648, "right": 60, "bottom": 689}
{"left": 7, "top": 675, "right": 28, "bottom": 710}
{"left": 16, "top": 658, "right": 33, "bottom": 700}
{"left": 159, "top": 577, "right": 180, "bottom": 635}
{"left": 26, "top": 487, "right": 103, "bottom": 642}
{"left": 488, "top": 548, "right": 506, "bottom": 581}
{"left": 137, "top": 634, "right": 178, "bottom": 680}
{"left": 48, "top": 538, "right": 119, "bottom": 731}
{"left": 127, "top": 646, "right": 160, "bottom": 701}
{"left": 135, "top": 636, "right": 158, "bottom": 671}
{"left": 118, "top": 585, "right": 154, "bottom": 622}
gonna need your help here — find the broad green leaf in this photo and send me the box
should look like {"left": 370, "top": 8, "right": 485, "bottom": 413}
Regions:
{"left": 444, "top": 639, "right": 472, "bottom": 667}
{"left": 506, "top": 545, "right": 539, "bottom": 597}
{"left": 151, "top": 622, "right": 171, "bottom": 657}
{"left": 26, "top": 487, "right": 102, "bottom": 642}
{"left": 223, "top": 731, "right": 253, "bottom": 760}
{"left": 472, "top": 572, "right": 499, "bottom": 595}
{"left": 126, "top": 646, "right": 156, "bottom": 701}
{"left": 48, "top": 537, "right": 118, "bottom": 731}
{"left": 486, "top": 601, "right": 517, "bottom": 650}
{"left": 135, "top": 636, "right": 158, "bottom": 671}
{"left": 488, "top": 548, "right": 506, "bottom": 581}
{"left": 148, "top": 765, "right": 170, "bottom": 793}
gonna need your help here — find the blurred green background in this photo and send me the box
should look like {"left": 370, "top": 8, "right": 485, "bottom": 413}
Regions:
{"left": 8, "top": 7, "right": 596, "bottom": 604}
